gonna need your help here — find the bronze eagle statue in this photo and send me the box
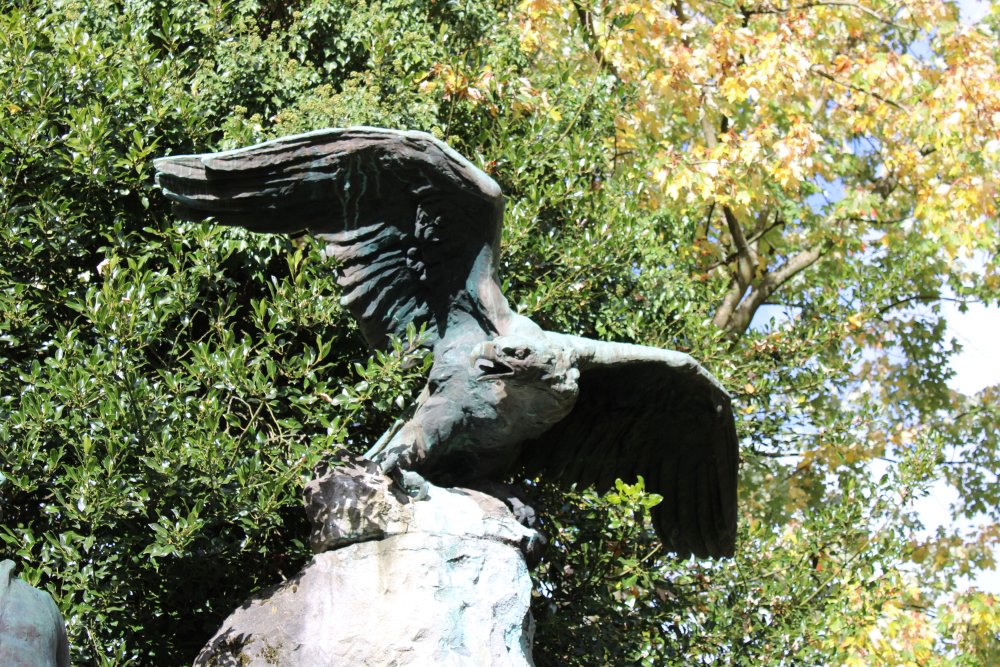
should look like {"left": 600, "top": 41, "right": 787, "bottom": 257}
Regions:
{"left": 154, "top": 127, "right": 739, "bottom": 559}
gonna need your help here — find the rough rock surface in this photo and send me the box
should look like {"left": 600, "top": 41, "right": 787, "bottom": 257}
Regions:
{"left": 195, "top": 460, "right": 539, "bottom": 666}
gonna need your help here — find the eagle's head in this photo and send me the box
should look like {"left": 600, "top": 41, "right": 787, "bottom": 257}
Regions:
{"left": 467, "top": 335, "right": 580, "bottom": 441}
{"left": 405, "top": 332, "right": 582, "bottom": 481}
{"left": 469, "top": 335, "right": 580, "bottom": 398}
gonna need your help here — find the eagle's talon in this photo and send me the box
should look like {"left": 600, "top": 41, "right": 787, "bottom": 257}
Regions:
{"left": 506, "top": 496, "right": 537, "bottom": 527}
{"left": 521, "top": 531, "right": 547, "bottom": 568}
{"left": 398, "top": 469, "right": 430, "bottom": 500}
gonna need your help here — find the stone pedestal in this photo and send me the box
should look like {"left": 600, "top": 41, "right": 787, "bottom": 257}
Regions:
{"left": 194, "top": 460, "right": 539, "bottom": 666}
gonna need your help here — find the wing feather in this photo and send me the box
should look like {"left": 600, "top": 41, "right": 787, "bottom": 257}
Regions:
{"left": 656, "top": 452, "right": 681, "bottom": 549}
{"left": 339, "top": 252, "right": 406, "bottom": 287}
{"left": 155, "top": 127, "right": 510, "bottom": 349}
{"left": 676, "top": 462, "right": 702, "bottom": 556}
{"left": 522, "top": 336, "right": 739, "bottom": 559}
{"left": 697, "top": 463, "right": 720, "bottom": 557}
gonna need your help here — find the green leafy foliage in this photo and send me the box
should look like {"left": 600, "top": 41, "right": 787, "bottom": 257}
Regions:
{"left": 1, "top": 0, "right": 997, "bottom": 664}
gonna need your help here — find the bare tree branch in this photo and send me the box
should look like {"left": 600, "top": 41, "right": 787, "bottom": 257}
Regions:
{"left": 764, "top": 244, "right": 826, "bottom": 290}
{"left": 876, "top": 294, "right": 976, "bottom": 316}
{"left": 739, "top": 1, "right": 909, "bottom": 32}
{"left": 723, "top": 205, "right": 758, "bottom": 284}
{"left": 712, "top": 276, "right": 750, "bottom": 331}
{"left": 796, "top": 2, "right": 906, "bottom": 30}
{"left": 722, "top": 243, "right": 828, "bottom": 334}
{"left": 700, "top": 214, "right": 784, "bottom": 272}
{"left": 810, "top": 65, "right": 909, "bottom": 113}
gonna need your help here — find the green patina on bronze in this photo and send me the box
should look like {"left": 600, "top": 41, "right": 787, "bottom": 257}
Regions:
{"left": 0, "top": 560, "right": 70, "bottom": 667}
{"left": 155, "top": 127, "right": 739, "bottom": 559}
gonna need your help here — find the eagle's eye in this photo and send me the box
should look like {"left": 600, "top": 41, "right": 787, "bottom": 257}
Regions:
{"left": 501, "top": 346, "right": 530, "bottom": 360}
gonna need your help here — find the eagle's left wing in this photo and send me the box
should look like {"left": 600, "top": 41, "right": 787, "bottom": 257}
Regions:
{"left": 520, "top": 335, "right": 739, "bottom": 559}
{"left": 154, "top": 127, "right": 510, "bottom": 350}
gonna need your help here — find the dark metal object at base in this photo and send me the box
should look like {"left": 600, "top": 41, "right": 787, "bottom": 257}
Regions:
{"left": 0, "top": 560, "right": 71, "bottom": 667}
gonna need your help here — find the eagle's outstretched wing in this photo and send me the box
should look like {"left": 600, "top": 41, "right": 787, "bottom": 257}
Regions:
{"left": 154, "top": 127, "right": 510, "bottom": 348}
{"left": 520, "top": 335, "right": 739, "bottom": 559}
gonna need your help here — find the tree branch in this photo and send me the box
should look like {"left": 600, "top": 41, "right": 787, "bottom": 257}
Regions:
{"left": 672, "top": 0, "right": 690, "bottom": 30}
{"left": 713, "top": 277, "right": 750, "bottom": 331}
{"left": 810, "top": 65, "right": 909, "bottom": 113}
{"left": 738, "top": 2, "right": 909, "bottom": 32}
{"left": 572, "top": 0, "right": 621, "bottom": 79}
{"left": 763, "top": 244, "right": 826, "bottom": 291}
{"left": 795, "top": 2, "right": 907, "bottom": 31}
{"left": 700, "top": 214, "right": 784, "bottom": 272}
{"left": 723, "top": 205, "right": 759, "bottom": 287}
{"left": 876, "top": 294, "right": 976, "bottom": 316}
{"left": 722, "top": 243, "right": 828, "bottom": 334}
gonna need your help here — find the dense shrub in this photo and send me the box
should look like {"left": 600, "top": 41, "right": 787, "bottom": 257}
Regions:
{"left": 2, "top": 1, "right": 996, "bottom": 665}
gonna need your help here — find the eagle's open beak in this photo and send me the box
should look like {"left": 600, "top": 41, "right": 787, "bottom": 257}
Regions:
{"left": 470, "top": 342, "right": 515, "bottom": 380}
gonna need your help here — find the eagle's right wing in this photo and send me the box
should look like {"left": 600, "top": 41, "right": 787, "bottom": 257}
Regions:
{"left": 154, "top": 127, "right": 511, "bottom": 349}
{"left": 521, "top": 335, "right": 739, "bottom": 559}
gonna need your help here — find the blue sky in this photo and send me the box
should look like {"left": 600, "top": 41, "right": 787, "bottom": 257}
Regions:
{"left": 758, "top": 0, "right": 999, "bottom": 593}
{"left": 929, "top": 0, "right": 998, "bottom": 595}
